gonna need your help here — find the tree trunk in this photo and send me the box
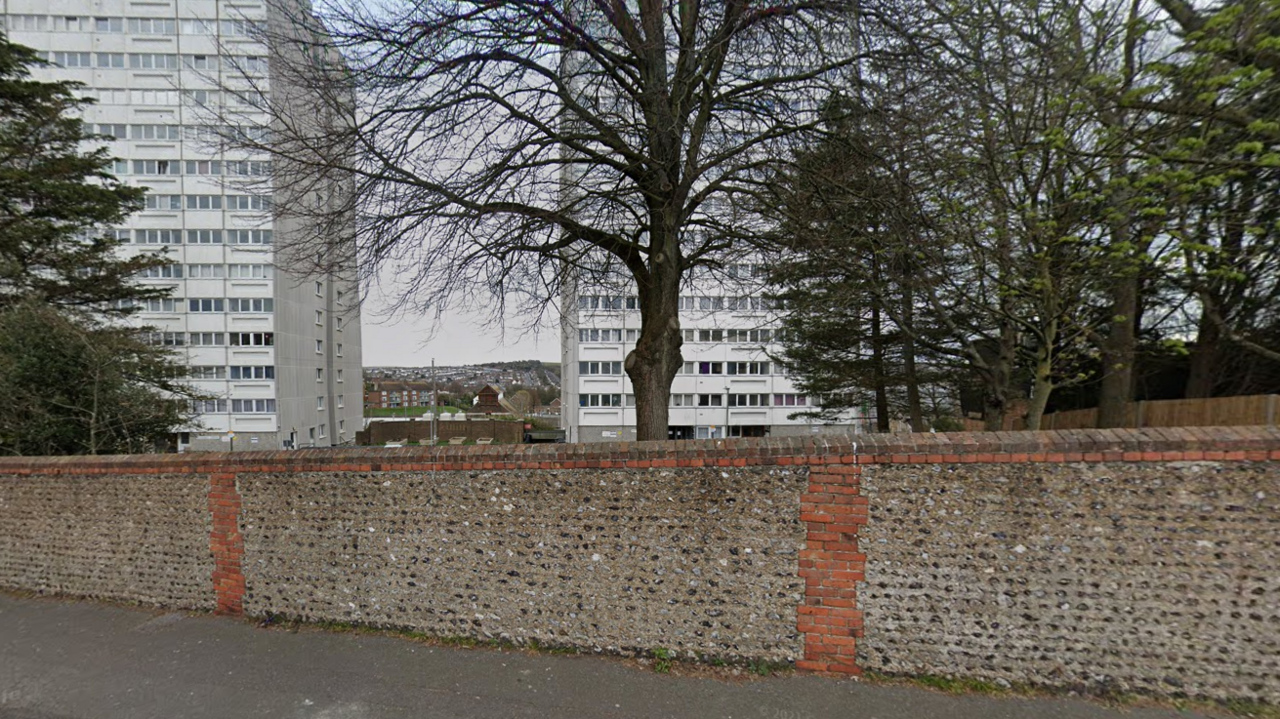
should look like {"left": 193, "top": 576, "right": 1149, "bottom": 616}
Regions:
{"left": 1024, "top": 343, "right": 1054, "bottom": 431}
{"left": 982, "top": 320, "right": 1018, "bottom": 431}
{"left": 1185, "top": 304, "right": 1220, "bottom": 398}
{"left": 1093, "top": 0, "right": 1147, "bottom": 430}
{"left": 871, "top": 303, "right": 891, "bottom": 432}
{"left": 1097, "top": 275, "right": 1137, "bottom": 428}
{"left": 983, "top": 392, "right": 1006, "bottom": 432}
{"left": 626, "top": 228, "right": 683, "bottom": 442}
{"left": 901, "top": 286, "right": 925, "bottom": 431}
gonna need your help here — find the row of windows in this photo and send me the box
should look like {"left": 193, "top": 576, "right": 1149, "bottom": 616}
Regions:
{"left": 143, "top": 195, "right": 272, "bottom": 211}
{"left": 577, "top": 295, "right": 638, "bottom": 311}
{"left": 232, "top": 399, "right": 276, "bottom": 413}
{"left": 232, "top": 365, "right": 275, "bottom": 379}
{"left": 575, "top": 294, "right": 779, "bottom": 313}
{"left": 192, "top": 362, "right": 346, "bottom": 383}
{"left": 576, "top": 327, "right": 782, "bottom": 344}
{"left": 668, "top": 394, "right": 811, "bottom": 407}
{"left": 189, "top": 398, "right": 276, "bottom": 414}
{"left": 681, "top": 328, "right": 780, "bottom": 344}
{"left": 96, "top": 124, "right": 268, "bottom": 143}
{"left": 126, "top": 296, "right": 272, "bottom": 310}
{"left": 191, "top": 398, "right": 347, "bottom": 419}
{"left": 723, "top": 263, "right": 769, "bottom": 280}
{"left": 118, "top": 159, "right": 270, "bottom": 177}
{"left": 578, "top": 328, "right": 630, "bottom": 343}
{"left": 142, "top": 331, "right": 275, "bottom": 346}
{"left": 677, "top": 296, "right": 782, "bottom": 311}
{"left": 137, "top": 264, "right": 273, "bottom": 279}
{"left": 579, "top": 393, "right": 809, "bottom": 408}
{"left": 102, "top": 123, "right": 180, "bottom": 140}
{"left": 186, "top": 298, "right": 274, "bottom": 313}
{"left": 52, "top": 53, "right": 264, "bottom": 72}
{"left": 677, "top": 361, "right": 772, "bottom": 376}
{"left": 578, "top": 361, "right": 623, "bottom": 376}
{"left": 124, "top": 229, "right": 273, "bottom": 245}
{"left": 6, "top": 15, "right": 261, "bottom": 36}
{"left": 187, "top": 365, "right": 275, "bottom": 380}
{"left": 82, "top": 88, "right": 267, "bottom": 109}
{"left": 579, "top": 394, "right": 623, "bottom": 408}
{"left": 190, "top": 399, "right": 228, "bottom": 413}
{"left": 123, "top": 298, "right": 179, "bottom": 312}
{"left": 577, "top": 360, "right": 773, "bottom": 379}
{"left": 135, "top": 265, "right": 182, "bottom": 279}
{"left": 189, "top": 400, "right": 346, "bottom": 425}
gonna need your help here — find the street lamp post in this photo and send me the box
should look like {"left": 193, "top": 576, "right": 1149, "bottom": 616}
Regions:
{"left": 724, "top": 385, "right": 730, "bottom": 439}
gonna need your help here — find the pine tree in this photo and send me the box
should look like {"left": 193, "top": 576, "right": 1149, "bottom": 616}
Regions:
{"left": 767, "top": 100, "right": 947, "bottom": 431}
{"left": 0, "top": 31, "right": 167, "bottom": 312}
{"left": 0, "top": 32, "right": 196, "bottom": 455}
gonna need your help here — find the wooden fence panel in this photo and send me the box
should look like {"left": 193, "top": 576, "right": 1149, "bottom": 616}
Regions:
{"left": 960, "top": 394, "right": 1278, "bottom": 432}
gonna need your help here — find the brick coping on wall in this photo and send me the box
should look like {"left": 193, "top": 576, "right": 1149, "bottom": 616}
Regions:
{"left": 0, "top": 426, "right": 1277, "bottom": 476}
{"left": 3, "top": 425, "right": 1278, "bottom": 678}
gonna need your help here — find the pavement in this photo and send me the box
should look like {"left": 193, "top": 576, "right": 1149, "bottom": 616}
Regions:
{"left": 0, "top": 593, "right": 1219, "bottom": 719}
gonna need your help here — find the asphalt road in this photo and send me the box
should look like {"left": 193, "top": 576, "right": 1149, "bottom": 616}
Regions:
{"left": 0, "top": 593, "right": 1217, "bottom": 719}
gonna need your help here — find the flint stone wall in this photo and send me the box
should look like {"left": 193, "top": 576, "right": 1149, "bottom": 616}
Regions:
{"left": 0, "top": 472, "right": 213, "bottom": 609}
{"left": 2, "top": 428, "right": 1279, "bottom": 704}
{"left": 238, "top": 466, "right": 807, "bottom": 660}
{"left": 858, "top": 460, "right": 1280, "bottom": 702}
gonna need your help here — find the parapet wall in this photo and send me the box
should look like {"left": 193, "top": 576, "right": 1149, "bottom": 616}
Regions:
{"left": 1, "top": 428, "right": 1277, "bottom": 703}
{"left": 356, "top": 418, "right": 525, "bottom": 446}
{"left": 858, "top": 458, "right": 1278, "bottom": 701}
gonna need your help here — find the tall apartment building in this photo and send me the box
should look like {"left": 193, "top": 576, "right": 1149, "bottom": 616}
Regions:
{"left": 561, "top": 266, "right": 865, "bottom": 443}
{"left": 2, "top": 0, "right": 362, "bottom": 451}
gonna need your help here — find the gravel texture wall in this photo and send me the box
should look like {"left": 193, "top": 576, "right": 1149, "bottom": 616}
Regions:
{"left": 858, "top": 459, "right": 1280, "bottom": 703}
{"left": 0, "top": 472, "right": 213, "bottom": 609}
{"left": 237, "top": 466, "right": 807, "bottom": 661}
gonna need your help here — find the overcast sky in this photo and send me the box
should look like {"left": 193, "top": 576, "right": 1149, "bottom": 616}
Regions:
{"left": 359, "top": 300, "right": 561, "bottom": 367}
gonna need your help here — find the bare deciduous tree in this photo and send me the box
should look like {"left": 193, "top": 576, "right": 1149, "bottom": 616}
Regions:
{"left": 214, "top": 0, "right": 868, "bottom": 440}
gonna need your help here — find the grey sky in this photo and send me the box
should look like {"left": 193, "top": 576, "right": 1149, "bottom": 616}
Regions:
{"left": 359, "top": 301, "right": 560, "bottom": 366}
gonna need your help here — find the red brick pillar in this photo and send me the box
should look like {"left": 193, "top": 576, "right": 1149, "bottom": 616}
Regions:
{"left": 797, "top": 462, "right": 867, "bottom": 674}
{"left": 209, "top": 472, "right": 246, "bottom": 615}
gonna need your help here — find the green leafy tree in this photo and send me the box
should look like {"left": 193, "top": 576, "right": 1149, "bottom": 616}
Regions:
{"left": 0, "top": 31, "right": 166, "bottom": 312}
{"left": 1139, "top": 0, "right": 1280, "bottom": 395}
{"left": 0, "top": 302, "right": 194, "bottom": 455}
{"left": 0, "top": 33, "right": 196, "bottom": 454}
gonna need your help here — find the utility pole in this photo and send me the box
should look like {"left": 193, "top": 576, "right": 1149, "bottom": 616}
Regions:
{"left": 431, "top": 358, "right": 438, "bottom": 445}
{"left": 724, "top": 385, "right": 730, "bottom": 439}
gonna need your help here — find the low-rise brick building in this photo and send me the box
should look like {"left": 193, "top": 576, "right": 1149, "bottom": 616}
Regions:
{"left": 364, "top": 381, "right": 433, "bottom": 409}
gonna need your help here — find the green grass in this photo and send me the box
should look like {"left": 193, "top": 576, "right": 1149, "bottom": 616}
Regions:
{"left": 256, "top": 614, "right": 797, "bottom": 679}
{"left": 365, "top": 405, "right": 461, "bottom": 417}
{"left": 652, "top": 647, "right": 674, "bottom": 673}
{"left": 745, "top": 659, "right": 792, "bottom": 677}
{"left": 907, "top": 674, "right": 1018, "bottom": 695}
{"left": 1210, "top": 699, "right": 1280, "bottom": 718}
{"left": 257, "top": 613, "right": 578, "bottom": 656}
